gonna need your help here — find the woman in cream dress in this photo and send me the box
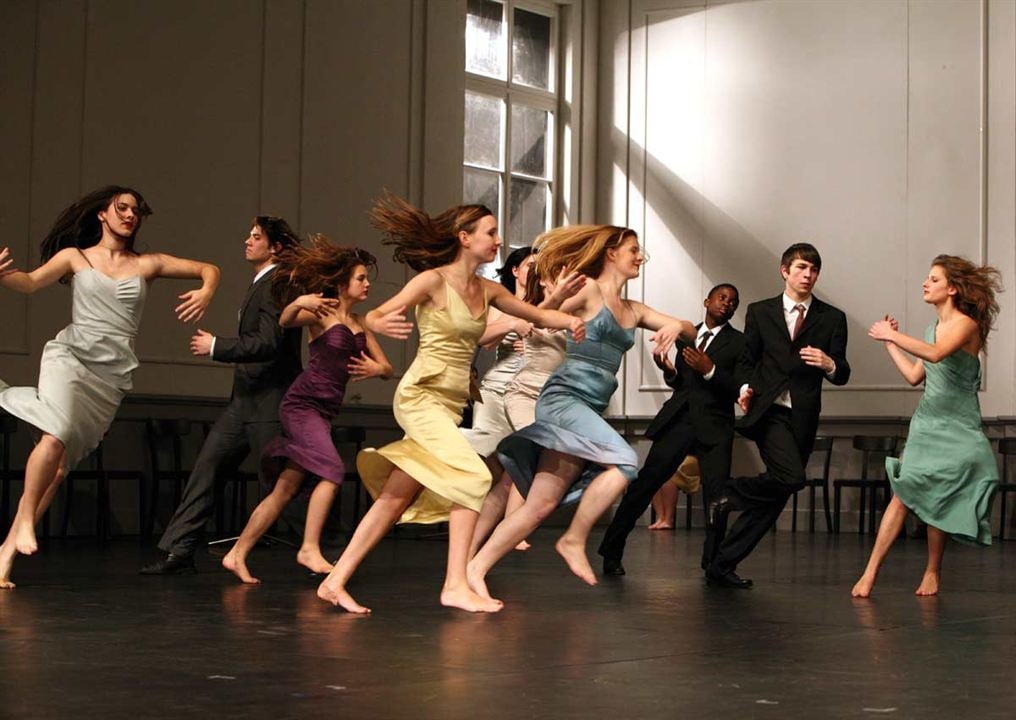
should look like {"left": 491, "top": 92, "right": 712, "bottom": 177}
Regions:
{"left": 0, "top": 185, "right": 219, "bottom": 589}
{"left": 316, "top": 193, "right": 584, "bottom": 615}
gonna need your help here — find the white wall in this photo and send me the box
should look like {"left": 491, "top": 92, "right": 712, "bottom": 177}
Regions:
{"left": 600, "top": 0, "right": 1016, "bottom": 420}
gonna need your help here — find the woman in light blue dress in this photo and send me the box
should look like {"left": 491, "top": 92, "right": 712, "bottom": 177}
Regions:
{"left": 467, "top": 225, "right": 695, "bottom": 599}
{"left": 852, "top": 255, "right": 1002, "bottom": 598}
{"left": 0, "top": 186, "right": 220, "bottom": 588}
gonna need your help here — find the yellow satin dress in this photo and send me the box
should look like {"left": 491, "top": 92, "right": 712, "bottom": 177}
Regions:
{"left": 358, "top": 278, "right": 493, "bottom": 524}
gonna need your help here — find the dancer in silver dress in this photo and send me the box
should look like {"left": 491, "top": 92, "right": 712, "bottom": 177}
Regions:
{"left": 0, "top": 186, "right": 220, "bottom": 588}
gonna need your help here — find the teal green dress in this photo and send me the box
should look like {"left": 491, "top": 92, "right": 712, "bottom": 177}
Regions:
{"left": 886, "top": 323, "right": 998, "bottom": 545}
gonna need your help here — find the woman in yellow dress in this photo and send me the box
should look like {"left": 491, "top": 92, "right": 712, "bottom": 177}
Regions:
{"left": 316, "top": 194, "right": 584, "bottom": 614}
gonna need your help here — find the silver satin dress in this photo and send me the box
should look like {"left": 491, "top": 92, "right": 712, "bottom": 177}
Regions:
{"left": 0, "top": 268, "right": 147, "bottom": 470}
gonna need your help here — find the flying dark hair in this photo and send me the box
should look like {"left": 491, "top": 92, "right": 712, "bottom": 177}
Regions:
{"left": 40, "top": 185, "right": 152, "bottom": 264}
{"left": 271, "top": 235, "right": 377, "bottom": 307}
{"left": 496, "top": 246, "right": 535, "bottom": 294}
{"left": 254, "top": 215, "right": 300, "bottom": 254}
{"left": 931, "top": 254, "right": 1003, "bottom": 347}
{"left": 369, "top": 191, "right": 494, "bottom": 272}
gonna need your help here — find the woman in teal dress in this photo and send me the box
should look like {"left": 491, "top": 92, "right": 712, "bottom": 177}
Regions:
{"left": 467, "top": 225, "right": 694, "bottom": 598}
{"left": 852, "top": 254, "right": 1002, "bottom": 598}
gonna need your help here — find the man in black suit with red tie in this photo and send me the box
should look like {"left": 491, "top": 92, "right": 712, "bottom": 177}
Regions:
{"left": 705, "top": 243, "right": 850, "bottom": 588}
{"left": 598, "top": 284, "right": 744, "bottom": 575}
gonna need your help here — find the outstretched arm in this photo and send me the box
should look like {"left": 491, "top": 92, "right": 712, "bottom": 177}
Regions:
{"left": 870, "top": 315, "right": 976, "bottom": 364}
{"left": 279, "top": 293, "right": 341, "bottom": 329}
{"left": 146, "top": 252, "right": 221, "bottom": 323}
{"left": 487, "top": 281, "right": 586, "bottom": 342}
{"left": 631, "top": 300, "right": 695, "bottom": 357}
{"left": 363, "top": 270, "right": 443, "bottom": 340}
{"left": 0, "top": 247, "right": 78, "bottom": 294}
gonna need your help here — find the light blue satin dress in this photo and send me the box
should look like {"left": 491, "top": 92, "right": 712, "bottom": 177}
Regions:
{"left": 497, "top": 305, "right": 638, "bottom": 505}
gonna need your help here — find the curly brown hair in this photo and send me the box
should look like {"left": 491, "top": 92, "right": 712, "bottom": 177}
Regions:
{"left": 369, "top": 191, "right": 493, "bottom": 272}
{"left": 932, "top": 254, "right": 1003, "bottom": 346}
{"left": 271, "top": 234, "right": 377, "bottom": 307}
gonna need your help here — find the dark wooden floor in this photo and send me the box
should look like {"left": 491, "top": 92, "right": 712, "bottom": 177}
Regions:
{"left": 2, "top": 528, "right": 1015, "bottom": 719}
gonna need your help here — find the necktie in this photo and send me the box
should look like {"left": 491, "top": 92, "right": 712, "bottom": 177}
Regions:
{"left": 697, "top": 330, "right": 712, "bottom": 351}
{"left": 792, "top": 304, "right": 806, "bottom": 340}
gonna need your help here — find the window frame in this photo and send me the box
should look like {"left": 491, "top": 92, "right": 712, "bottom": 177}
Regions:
{"left": 465, "top": 0, "right": 562, "bottom": 254}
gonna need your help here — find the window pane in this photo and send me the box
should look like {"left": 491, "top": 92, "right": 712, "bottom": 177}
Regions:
{"left": 510, "top": 104, "right": 550, "bottom": 179}
{"left": 464, "top": 91, "right": 504, "bottom": 170}
{"left": 512, "top": 7, "right": 551, "bottom": 89}
{"left": 466, "top": 0, "right": 506, "bottom": 78}
{"left": 509, "top": 177, "right": 549, "bottom": 246}
{"left": 464, "top": 167, "right": 502, "bottom": 225}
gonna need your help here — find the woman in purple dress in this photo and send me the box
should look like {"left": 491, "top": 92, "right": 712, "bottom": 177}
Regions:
{"left": 222, "top": 237, "right": 392, "bottom": 584}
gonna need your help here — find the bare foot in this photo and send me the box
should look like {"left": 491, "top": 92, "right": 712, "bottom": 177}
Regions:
{"left": 0, "top": 541, "right": 16, "bottom": 589}
{"left": 513, "top": 540, "right": 532, "bottom": 552}
{"left": 296, "top": 547, "right": 334, "bottom": 574}
{"left": 555, "top": 535, "right": 597, "bottom": 586}
{"left": 441, "top": 584, "right": 503, "bottom": 613}
{"left": 851, "top": 573, "right": 876, "bottom": 598}
{"left": 648, "top": 520, "right": 675, "bottom": 530}
{"left": 465, "top": 562, "right": 493, "bottom": 601}
{"left": 915, "top": 571, "right": 939, "bottom": 596}
{"left": 317, "top": 579, "right": 371, "bottom": 614}
{"left": 221, "top": 550, "right": 261, "bottom": 585}
{"left": 14, "top": 522, "right": 37, "bottom": 556}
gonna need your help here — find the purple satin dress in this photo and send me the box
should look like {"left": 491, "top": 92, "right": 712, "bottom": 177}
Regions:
{"left": 262, "top": 323, "right": 367, "bottom": 485}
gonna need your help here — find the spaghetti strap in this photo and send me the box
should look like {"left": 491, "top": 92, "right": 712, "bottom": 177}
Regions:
{"left": 76, "top": 248, "right": 94, "bottom": 267}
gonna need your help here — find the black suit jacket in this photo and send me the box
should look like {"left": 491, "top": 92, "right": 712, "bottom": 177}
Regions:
{"left": 211, "top": 268, "right": 302, "bottom": 422}
{"left": 737, "top": 294, "right": 850, "bottom": 454}
{"left": 645, "top": 323, "right": 745, "bottom": 445}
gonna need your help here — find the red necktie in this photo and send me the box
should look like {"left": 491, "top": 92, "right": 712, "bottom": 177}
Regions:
{"left": 792, "top": 304, "right": 806, "bottom": 340}
{"left": 697, "top": 330, "right": 712, "bottom": 351}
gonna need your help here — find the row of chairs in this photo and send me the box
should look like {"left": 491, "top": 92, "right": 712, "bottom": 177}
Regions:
{"left": 679, "top": 434, "right": 1016, "bottom": 538}
{"left": 0, "top": 414, "right": 367, "bottom": 542}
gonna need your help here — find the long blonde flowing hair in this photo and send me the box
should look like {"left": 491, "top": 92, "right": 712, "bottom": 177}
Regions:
{"left": 532, "top": 224, "right": 636, "bottom": 281}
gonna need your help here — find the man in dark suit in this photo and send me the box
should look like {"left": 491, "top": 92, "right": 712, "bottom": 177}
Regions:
{"left": 704, "top": 243, "right": 849, "bottom": 588}
{"left": 598, "top": 284, "right": 744, "bottom": 575}
{"left": 141, "top": 216, "right": 303, "bottom": 574}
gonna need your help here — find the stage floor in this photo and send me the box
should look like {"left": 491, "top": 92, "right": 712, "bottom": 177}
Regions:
{"left": 2, "top": 528, "right": 1015, "bottom": 719}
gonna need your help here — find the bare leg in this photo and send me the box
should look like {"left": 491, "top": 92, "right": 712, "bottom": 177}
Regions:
{"left": 9, "top": 435, "right": 65, "bottom": 555}
{"left": 467, "top": 449, "right": 579, "bottom": 599}
{"left": 317, "top": 469, "right": 421, "bottom": 614}
{"left": 298, "top": 480, "right": 340, "bottom": 573}
{"left": 556, "top": 467, "right": 628, "bottom": 585}
{"left": 469, "top": 473, "right": 511, "bottom": 558}
{"left": 2, "top": 449, "right": 66, "bottom": 589}
{"left": 648, "top": 482, "right": 678, "bottom": 530}
{"left": 916, "top": 526, "right": 946, "bottom": 596}
{"left": 222, "top": 465, "right": 303, "bottom": 584}
{"left": 441, "top": 504, "right": 503, "bottom": 612}
{"left": 851, "top": 495, "right": 909, "bottom": 598}
{"left": 507, "top": 485, "right": 531, "bottom": 550}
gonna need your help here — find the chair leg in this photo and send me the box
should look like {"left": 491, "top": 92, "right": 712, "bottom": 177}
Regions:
{"left": 999, "top": 490, "right": 1008, "bottom": 541}
{"left": 834, "top": 485, "right": 841, "bottom": 534}
{"left": 791, "top": 491, "right": 799, "bottom": 532}
{"left": 98, "top": 474, "right": 110, "bottom": 544}
{"left": 808, "top": 483, "right": 816, "bottom": 533}
{"left": 61, "top": 477, "right": 74, "bottom": 538}
{"left": 821, "top": 481, "right": 833, "bottom": 534}
{"left": 684, "top": 492, "right": 693, "bottom": 529}
{"left": 857, "top": 487, "right": 866, "bottom": 535}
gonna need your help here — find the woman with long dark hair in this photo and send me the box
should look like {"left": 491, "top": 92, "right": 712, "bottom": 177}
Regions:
{"left": 0, "top": 185, "right": 219, "bottom": 588}
{"left": 221, "top": 237, "right": 392, "bottom": 584}
{"left": 852, "top": 255, "right": 1003, "bottom": 598}
{"left": 467, "top": 225, "right": 694, "bottom": 599}
{"left": 316, "top": 193, "right": 584, "bottom": 614}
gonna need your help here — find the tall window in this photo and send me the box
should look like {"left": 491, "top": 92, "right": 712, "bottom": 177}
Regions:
{"left": 464, "top": 0, "right": 558, "bottom": 254}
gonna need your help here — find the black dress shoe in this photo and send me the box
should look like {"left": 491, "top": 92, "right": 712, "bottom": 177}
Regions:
{"left": 602, "top": 557, "right": 626, "bottom": 576}
{"left": 705, "top": 569, "right": 753, "bottom": 589}
{"left": 139, "top": 553, "right": 197, "bottom": 575}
